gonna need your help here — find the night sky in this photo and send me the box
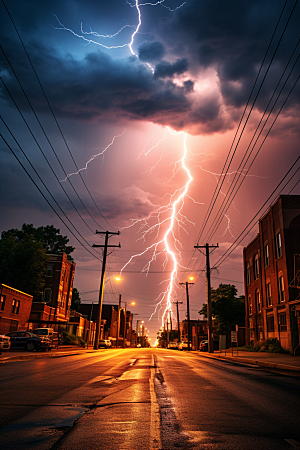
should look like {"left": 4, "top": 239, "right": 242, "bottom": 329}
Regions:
{"left": 1, "top": 0, "right": 300, "bottom": 343}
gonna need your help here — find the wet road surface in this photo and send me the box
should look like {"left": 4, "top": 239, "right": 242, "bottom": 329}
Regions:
{"left": 0, "top": 348, "right": 299, "bottom": 449}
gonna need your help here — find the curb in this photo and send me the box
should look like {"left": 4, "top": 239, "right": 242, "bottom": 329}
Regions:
{"left": 196, "top": 351, "right": 300, "bottom": 373}
{"left": 0, "top": 349, "right": 99, "bottom": 363}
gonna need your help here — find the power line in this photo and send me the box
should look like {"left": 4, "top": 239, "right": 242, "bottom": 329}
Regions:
{"left": 0, "top": 131, "right": 102, "bottom": 261}
{"left": 214, "top": 156, "right": 300, "bottom": 268}
{"left": 195, "top": 0, "right": 291, "bottom": 246}
{"left": 204, "top": 51, "right": 300, "bottom": 243}
{"left": 2, "top": 0, "right": 115, "bottom": 231}
{"left": 1, "top": 75, "right": 102, "bottom": 241}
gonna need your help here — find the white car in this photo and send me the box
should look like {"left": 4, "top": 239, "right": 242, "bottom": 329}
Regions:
{"left": 178, "top": 341, "right": 190, "bottom": 350}
{"left": 168, "top": 342, "right": 178, "bottom": 349}
{"left": 0, "top": 335, "right": 11, "bottom": 354}
{"left": 98, "top": 339, "right": 112, "bottom": 348}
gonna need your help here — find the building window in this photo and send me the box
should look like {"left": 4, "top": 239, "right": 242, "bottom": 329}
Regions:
{"left": 254, "top": 254, "right": 260, "bottom": 280}
{"left": 264, "top": 244, "right": 269, "bottom": 267}
{"left": 275, "top": 232, "right": 282, "bottom": 258}
{"left": 44, "top": 288, "right": 51, "bottom": 303}
{"left": 278, "top": 312, "right": 287, "bottom": 331}
{"left": 11, "top": 299, "right": 20, "bottom": 314}
{"left": 46, "top": 265, "right": 53, "bottom": 276}
{"left": 267, "top": 315, "right": 275, "bottom": 332}
{"left": 248, "top": 295, "right": 252, "bottom": 315}
{"left": 246, "top": 262, "right": 251, "bottom": 285}
{"left": 278, "top": 276, "right": 285, "bottom": 302}
{"left": 255, "top": 290, "right": 261, "bottom": 313}
{"left": 249, "top": 319, "right": 255, "bottom": 339}
{"left": 266, "top": 282, "right": 272, "bottom": 307}
{"left": 0, "top": 295, "right": 5, "bottom": 311}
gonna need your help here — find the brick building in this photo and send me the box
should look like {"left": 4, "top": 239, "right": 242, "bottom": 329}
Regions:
{"left": 0, "top": 284, "right": 33, "bottom": 334}
{"left": 43, "top": 253, "right": 75, "bottom": 323}
{"left": 243, "top": 195, "right": 300, "bottom": 353}
{"left": 180, "top": 319, "right": 208, "bottom": 350}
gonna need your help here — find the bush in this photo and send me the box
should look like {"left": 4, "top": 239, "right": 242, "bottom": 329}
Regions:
{"left": 239, "top": 338, "right": 287, "bottom": 353}
{"left": 62, "top": 331, "right": 85, "bottom": 347}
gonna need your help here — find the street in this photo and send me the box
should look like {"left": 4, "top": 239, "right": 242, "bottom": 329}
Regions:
{"left": 1, "top": 348, "right": 300, "bottom": 450}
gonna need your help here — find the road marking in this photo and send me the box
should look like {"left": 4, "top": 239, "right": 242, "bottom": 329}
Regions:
{"left": 286, "top": 439, "right": 300, "bottom": 449}
{"left": 149, "top": 355, "right": 162, "bottom": 450}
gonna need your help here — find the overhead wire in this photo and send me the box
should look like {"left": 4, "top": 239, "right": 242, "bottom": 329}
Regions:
{"left": 204, "top": 52, "right": 300, "bottom": 243}
{"left": 195, "top": 0, "right": 291, "bottom": 246}
{"left": 2, "top": 0, "right": 115, "bottom": 231}
{"left": 213, "top": 156, "right": 300, "bottom": 268}
{"left": 0, "top": 131, "right": 102, "bottom": 261}
{"left": 184, "top": 0, "right": 299, "bottom": 281}
{"left": 1, "top": 73, "right": 103, "bottom": 241}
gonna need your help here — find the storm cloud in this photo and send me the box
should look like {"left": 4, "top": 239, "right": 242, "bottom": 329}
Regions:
{"left": 1, "top": 0, "right": 300, "bottom": 135}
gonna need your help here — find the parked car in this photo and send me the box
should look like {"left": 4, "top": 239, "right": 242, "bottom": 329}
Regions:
{"left": 178, "top": 341, "right": 190, "bottom": 350}
{"left": 5, "top": 331, "right": 43, "bottom": 351}
{"left": 199, "top": 340, "right": 208, "bottom": 351}
{"left": 0, "top": 335, "right": 11, "bottom": 354}
{"left": 168, "top": 342, "right": 178, "bottom": 349}
{"left": 33, "top": 328, "right": 58, "bottom": 349}
{"left": 98, "top": 339, "right": 112, "bottom": 349}
{"left": 136, "top": 343, "right": 141, "bottom": 348}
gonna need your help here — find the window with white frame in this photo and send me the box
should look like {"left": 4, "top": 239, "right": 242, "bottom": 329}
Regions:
{"left": 254, "top": 254, "right": 260, "bottom": 280}
{"left": 278, "top": 275, "right": 285, "bottom": 302}
{"left": 266, "top": 282, "right": 272, "bottom": 307}
{"left": 264, "top": 243, "right": 269, "bottom": 267}
{"left": 275, "top": 232, "right": 282, "bottom": 258}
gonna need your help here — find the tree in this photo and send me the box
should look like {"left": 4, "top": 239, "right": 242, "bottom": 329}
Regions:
{"left": 0, "top": 232, "right": 47, "bottom": 300}
{"left": 2, "top": 224, "right": 75, "bottom": 258}
{"left": 0, "top": 224, "right": 75, "bottom": 300}
{"left": 199, "top": 284, "right": 245, "bottom": 335}
{"left": 71, "top": 288, "right": 81, "bottom": 312}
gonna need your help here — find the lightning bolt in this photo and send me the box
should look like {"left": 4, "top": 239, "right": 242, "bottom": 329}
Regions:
{"left": 121, "top": 129, "right": 197, "bottom": 327}
{"left": 60, "top": 130, "right": 126, "bottom": 182}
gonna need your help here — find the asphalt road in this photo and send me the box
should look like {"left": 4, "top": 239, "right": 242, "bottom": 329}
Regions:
{"left": 0, "top": 348, "right": 299, "bottom": 450}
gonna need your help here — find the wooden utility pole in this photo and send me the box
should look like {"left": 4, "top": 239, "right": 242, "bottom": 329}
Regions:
{"left": 116, "top": 294, "right": 121, "bottom": 348}
{"left": 172, "top": 300, "right": 183, "bottom": 342}
{"left": 194, "top": 243, "right": 219, "bottom": 353}
{"left": 92, "top": 230, "right": 120, "bottom": 349}
{"left": 179, "top": 281, "right": 194, "bottom": 351}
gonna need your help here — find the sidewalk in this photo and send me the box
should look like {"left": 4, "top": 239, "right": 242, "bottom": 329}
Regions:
{"left": 196, "top": 349, "right": 300, "bottom": 374}
{"left": 0, "top": 345, "right": 100, "bottom": 362}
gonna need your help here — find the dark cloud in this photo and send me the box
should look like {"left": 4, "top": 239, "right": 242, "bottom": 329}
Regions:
{"left": 138, "top": 41, "right": 165, "bottom": 62}
{"left": 1, "top": 0, "right": 300, "bottom": 136}
{"left": 154, "top": 58, "right": 188, "bottom": 78}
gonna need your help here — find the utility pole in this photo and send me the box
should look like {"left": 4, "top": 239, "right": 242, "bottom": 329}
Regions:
{"left": 92, "top": 230, "right": 120, "bottom": 350}
{"left": 172, "top": 300, "right": 183, "bottom": 342}
{"left": 194, "top": 243, "right": 219, "bottom": 353}
{"left": 180, "top": 281, "right": 193, "bottom": 351}
{"left": 116, "top": 294, "right": 121, "bottom": 348}
{"left": 123, "top": 303, "right": 127, "bottom": 348}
